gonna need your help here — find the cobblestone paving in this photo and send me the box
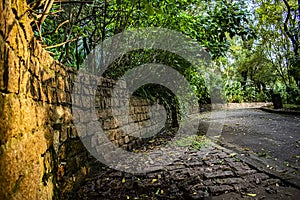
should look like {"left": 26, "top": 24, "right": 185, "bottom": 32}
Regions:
{"left": 71, "top": 140, "right": 300, "bottom": 199}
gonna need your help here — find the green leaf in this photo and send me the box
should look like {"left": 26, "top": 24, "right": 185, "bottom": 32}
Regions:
{"left": 145, "top": 4, "right": 154, "bottom": 15}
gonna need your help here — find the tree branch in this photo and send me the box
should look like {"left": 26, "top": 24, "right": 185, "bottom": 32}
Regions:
{"left": 44, "top": 36, "right": 80, "bottom": 49}
{"left": 39, "top": 0, "right": 55, "bottom": 28}
{"left": 43, "top": 20, "right": 69, "bottom": 35}
{"left": 53, "top": 0, "right": 94, "bottom": 4}
{"left": 283, "top": 0, "right": 299, "bottom": 56}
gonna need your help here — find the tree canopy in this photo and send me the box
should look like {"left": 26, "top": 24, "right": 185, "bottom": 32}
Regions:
{"left": 27, "top": 0, "right": 300, "bottom": 105}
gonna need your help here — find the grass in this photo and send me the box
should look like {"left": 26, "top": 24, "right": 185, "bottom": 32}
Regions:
{"left": 283, "top": 104, "right": 300, "bottom": 111}
{"left": 267, "top": 104, "right": 300, "bottom": 111}
{"left": 174, "top": 135, "right": 211, "bottom": 150}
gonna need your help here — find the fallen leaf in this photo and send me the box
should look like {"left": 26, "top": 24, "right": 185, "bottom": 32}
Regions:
{"left": 133, "top": 149, "right": 139, "bottom": 153}
{"left": 247, "top": 193, "right": 257, "bottom": 197}
{"left": 229, "top": 153, "right": 237, "bottom": 157}
{"left": 155, "top": 188, "right": 160, "bottom": 195}
{"left": 152, "top": 179, "right": 158, "bottom": 183}
{"left": 122, "top": 177, "right": 126, "bottom": 183}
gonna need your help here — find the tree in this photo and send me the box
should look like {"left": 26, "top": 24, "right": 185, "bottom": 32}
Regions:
{"left": 221, "top": 0, "right": 300, "bottom": 104}
{"left": 27, "top": 0, "right": 255, "bottom": 105}
{"left": 255, "top": 0, "right": 300, "bottom": 103}
{"left": 27, "top": 0, "right": 254, "bottom": 66}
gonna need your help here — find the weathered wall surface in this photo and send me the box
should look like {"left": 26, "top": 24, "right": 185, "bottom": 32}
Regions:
{"left": 74, "top": 76, "right": 167, "bottom": 151}
{"left": 1, "top": 1, "right": 53, "bottom": 199}
{"left": 0, "top": 1, "right": 172, "bottom": 199}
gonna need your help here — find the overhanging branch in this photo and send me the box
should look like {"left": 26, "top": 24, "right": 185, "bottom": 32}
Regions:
{"left": 53, "top": 0, "right": 94, "bottom": 4}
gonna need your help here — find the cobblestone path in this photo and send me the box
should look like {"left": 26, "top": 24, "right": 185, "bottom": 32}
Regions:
{"left": 71, "top": 139, "right": 300, "bottom": 199}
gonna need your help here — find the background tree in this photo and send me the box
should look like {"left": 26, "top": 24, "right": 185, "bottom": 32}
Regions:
{"left": 220, "top": 0, "right": 300, "bottom": 104}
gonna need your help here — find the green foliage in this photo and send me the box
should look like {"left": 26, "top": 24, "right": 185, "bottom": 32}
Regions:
{"left": 283, "top": 104, "right": 300, "bottom": 111}
{"left": 225, "top": 81, "right": 244, "bottom": 103}
{"left": 29, "top": 0, "right": 260, "bottom": 106}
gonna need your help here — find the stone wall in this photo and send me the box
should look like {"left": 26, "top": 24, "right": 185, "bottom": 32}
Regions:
{"left": 0, "top": 1, "right": 63, "bottom": 199}
{"left": 94, "top": 78, "right": 166, "bottom": 150}
{"left": 199, "top": 102, "right": 272, "bottom": 111}
{"left": 0, "top": 1, "right": 172, "bottom": 199}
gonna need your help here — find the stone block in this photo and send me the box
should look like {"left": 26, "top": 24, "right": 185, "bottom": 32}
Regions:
{"left": 204, "top": 171, "right": 234, "bottom": 179}
{"left": 60, "top": 126, "right": 69, "bottom": 143}
{"left": 0, "top": 129, "right": 50, "bottom": 200}
{"left": 235, "top": 169, "right": 257, "bottom": 176}
{"left": 91, "top": 135, "right": 99, "bottom": 148}
{"left": 116, "top": 80, "right": 126, "bottom": 88}
{"left": 102, "top": 118, "right": 118, "bottom": 130}
{"left": 118, "top": 138, "right": 125, "bottom": 146}
{"left": 80, "top": 95, "right": 92, "bottom": 109}
{"left": 106, "top": 129, "right": 117, "bottom": 141}
{"left": 5, "top": 20, "right": 28, "bottom": 59}
{"left": 0, "top": 93, "right": 21, "bottom": 143}
{"left": 39, "top": 50, "right": 54, "bottom": 70}
{"left": 244, "top": 173, "right": 269, "bottom": 183}
{"left": 65, "top": 92, "right": 71, "bottom": 105}
{"left": 124, "top": 135, "right": 130, "bottom": 144}
{"left": 209, "top": 185, "right": 233, "bottom": 195}
{"left": 57, "top": 76, "right": 65, "bottom": 90}
{"left": 70, "top": 125, "right": 78, "bottom": 138}
{"left": 0, "top": 46, "right": 20, "bottom": 93}
{"left": 20, "top": 98, "right": 37, "bottom": 133}
{"left": 96, "top": 109, "right": 106, "bottom": 119}
{"left": 86, "top": 121, "right": 102, "bottom": 136}
{"left": 111, "top": 98, "right": 119, "bottom": 107}
{"left": 47, "top": 87, "right": 57, "bottom": 104}
{"left": 64, "top": 78, "right": 71, "bottom": 92}
{"left": 63, "top": 107, "right": 73, "bottom": 124}
{"left": 215, "top": 177, "right": 244, "bottom": 185}
{"left": 39, "top": 83, "right": 48, "bottom": 102}
{"left": 111, "top": 140, "right": 119, "bottom": 147}
{"left": 57, "top": 89, "right": 67, "bottom": 104}
{"left": 30, "top": 76, "right": 41, "bottom": 100}
{"left": 75, "top": 123, "right": 87, "bottom": 137}
{"left": 35, "top": 104, "right": 48, "bottom": 127}
{"left": 53, "top": 130, "right": 60, "bottom": 153}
